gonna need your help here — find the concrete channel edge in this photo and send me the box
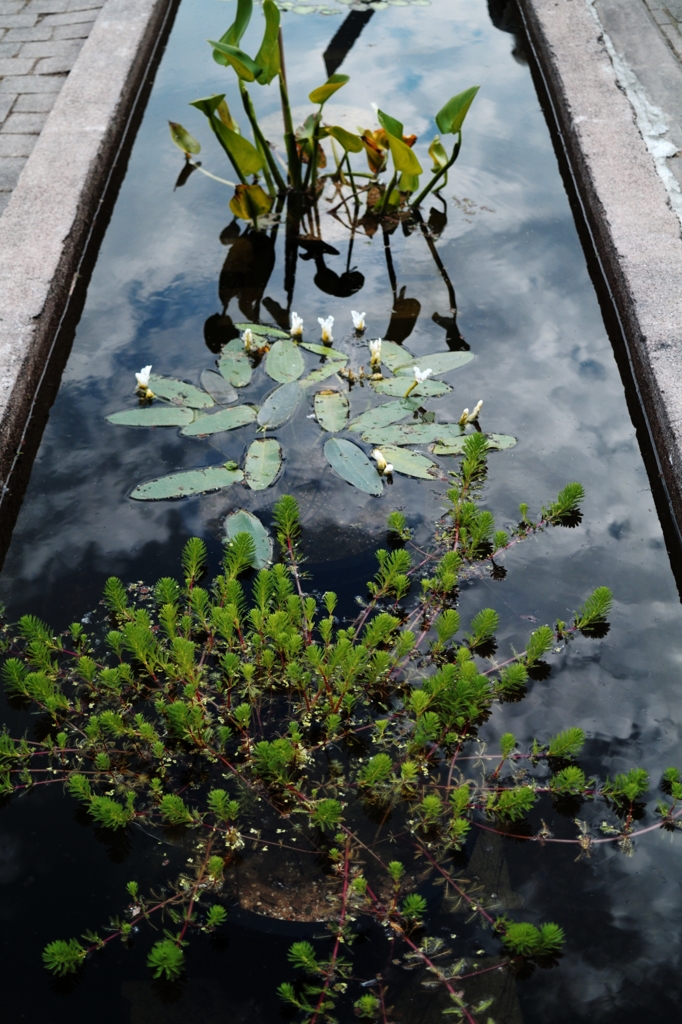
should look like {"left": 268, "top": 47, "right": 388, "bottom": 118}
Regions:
{"left": 517, "top": 0, "right": 682, "bottom": 542}
{"left": 0, "top": 0, "right": 175, "bottom": 495}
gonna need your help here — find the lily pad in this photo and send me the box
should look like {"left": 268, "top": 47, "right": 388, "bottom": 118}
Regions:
{"left": 244, "top": 438, "right": 282, "bottom": 490}
{"left": 301, "top": 363, "right": 347, "bottom": 386}
{"left": 131, "top": 465, "right": 243, "bottom": 501}
{"left": 378, "top": 339, "right": 415, "bottom": 373}
{"left": 200, "top": 369, "right": 238, "bottom": 405}
{"left": 378, "top": 445, "right": 440, "bottom": 480}
{"left": 362, "top": 422, "right": 465, "bottom": 446}
{"left": 107, "top": 406, "right": 194, "bottom": 427}
{"left": 180, "top": 405, "right": 257, "bottom": 436}
{"left": 218, "top": 351, "right": 252, "bottom": 388}
{"left": 372, "top": 378, "right": 451, "bottom": 398}
{"left": 324, "top": 437, "right": 383, "bottom": 495}
{"left": 148, "top": 375, "right": 215, "bottom": 409}
{"left": 314, "top": 390, "right": 350, "bottom": 432}
{"left": 393, "top": 352, "right": 474, "bottom": 376}
{"left": 265, "top": 340, "right": 305, "bottom": 383}
{"left": 432, "top": 433, "right": 518, "bottom": 455}
{"left": 235, "top": 322, "right": 289, "bottom": 339}
{"left": 348, "top": 397, "right": 421, "bottom": 433}
{"left": 224, "top": 509, "right": 273, "bottom": 569}
{"left": 300, "top": 342, "right": 346, "bottom": 358}
{"left": 257, "top": 382, "right": 302, "bottom": 429}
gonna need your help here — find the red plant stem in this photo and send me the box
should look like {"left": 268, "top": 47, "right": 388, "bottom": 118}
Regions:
{"left": 415, "top": 845, "right": 495, "bottom": 926}
{"left": 309, "top": 839, "right": 352, "bottom": 1024}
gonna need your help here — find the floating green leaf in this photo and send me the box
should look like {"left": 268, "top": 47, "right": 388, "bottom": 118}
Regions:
{"left": 257, "top": 382, "right": 302, "bottom": 429}
{"left": 300, "top": 363, "right": 347, "bottom": 386}
{"left": 299, "top": 342, "right": 346, "bottom": 358}
{"left": 348, "top": 398, "right": 421, "bottom": 433}
{"left": 149, "top": 375, "right": 215, "bottom": 409}
{"left": 379, "top": 445, "right": 440, "bottom": 480}
{"left": 244, "top": 438, "right": 282, "bottom": 489}
{"left": 224, "top": 509, "right": 273, "bottom": 568}
{"left": 362, "top": 422, "right": 466, "bottom": 446}
{"left": 218, "top": 351, "right": 252, "bottom": 388}
{"left": 107, "top": 407, "right": 194, "bottom": 428}
{"left": 372, "top": 378, "right": 451, "bottom": 398}
{"left": 314, "top": 390, "right": 349, "bottom": 432}
{"left": 309, "top": 73, "right": 349, "bottom": 105}
{"left": 265, "top": 340, "right": 305, "bottom": 383}
{"left": 378, "top": 340, "right": 415, "bottom": 373}
{"left": 168, "top": 122, "right": 201, "bottom": 155}
{"left": 200, "top": 370, "right": 238, "bottom": 405}
{"left": 131, "top": 465, "right": 243, "bottom": 501}
{"left": 324, "top": 438, "right": 382, "bottom": 495}
{"left": 393, "top": 352, "right": 474, "bottom": 376}
{"left": 235, "top": 322, "right": 289, "bottom": 339}
{"left": 180, "top": 405, "right": 257, "bottom": 436}
{"left": 432, "top": 433, "right": 517, "bottom": 455}
{"left": 435, "top": 86, "right": 480, "bottom": 136}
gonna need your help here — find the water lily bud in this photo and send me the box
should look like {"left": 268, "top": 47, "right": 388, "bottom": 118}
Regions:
{"left": 135, "top": 364, "right": 152, "bottom": 389}
{"left": 369, "top": 338, "right": 382, "bottom": 369}
{"left": 414, "top": 367, "right": 433, "bottom": 384}
{"left": 291, "top": 312, "right": 303, "bottom": 338}
{"left": 458, "top": 408, "right": 470, "bottom": 426}
{"left": 318, "top": 316, "right": 334, "bottom": 344}
{"left": 372, "top": 449, "right": 388, "bottom": 473}
{"left": 242, "top": 328, "right": 254, "bottom": 350}
{"left": 352, "top": 310, "right": 366, "bottom": 332}
{"left": 467, "top": 399, "right": 483, "bottom": 422}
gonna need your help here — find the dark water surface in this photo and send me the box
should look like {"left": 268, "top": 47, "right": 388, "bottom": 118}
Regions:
{"left": 1, "top": 0, "right": 681, "bottom": 1020}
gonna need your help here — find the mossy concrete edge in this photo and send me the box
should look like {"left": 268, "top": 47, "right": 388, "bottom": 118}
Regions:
{"left": 0, "top": 0, "right": 174, "bottom": 491}
{"left": 517, "top": 0, "right": 682, "bottom": 539}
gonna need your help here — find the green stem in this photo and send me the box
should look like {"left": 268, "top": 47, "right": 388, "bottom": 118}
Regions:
{"left": 379, "top": 172, "right": 397, "bottom": 214}
{"left": 255, "top": 136, "right": 276, "bottom": 197}
{"left": 278, "top": 29, "right": 300, "bottom": 189}
{"left": 344, "top": 153, "right": 359, "bottom": 203}
{"left": 410, "top": 132, "right": 461, "bottom": 208}
{"left": 238, "top": 80, "right": 286, "bottom": 193}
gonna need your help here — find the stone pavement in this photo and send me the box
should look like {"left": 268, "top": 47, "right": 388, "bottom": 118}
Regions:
{"left": 0, "top": 0, "right": 104, "bottom": 216}
{"left": 644, "top": 0, "right": 682, "bottom": 64}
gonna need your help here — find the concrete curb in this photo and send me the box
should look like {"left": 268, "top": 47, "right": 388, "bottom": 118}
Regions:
{"left": 0, "top": 0, "right": 174, "bottom": 489}
{"left": 517, "top": 0, "right": 682, "bottom": 538}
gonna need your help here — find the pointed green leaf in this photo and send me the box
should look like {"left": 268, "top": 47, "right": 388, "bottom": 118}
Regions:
{"left": 432, "top": 433, "right": 517, "bottom": 455}
{"left": 222, "top": 0, "right": 253, "bottom": 47}
{"left": 254, "top": 0, "right": 281, "bottom": 85}
{"left": 377, "top": 109, "right": 403, "bottom": 139}
{"left": 200, "top": 370, "right": 238, "bottom": 405}
{"left": 131, "top": 466, "right": 243, "bottom": 501}
{"left": 180, "top": 405, "right": 257, "bottom": 436}
{"left": 378, "top": 339, "right": 414, "bottom": 373}
{"left": 348, "top": 398, "right": 421, "bottom": 433}
{"left": 371, "top": 378, "right": 451, "bottom": 397}
{"left": 212, "top": 119, "right": 264, "bottom": 175}
{"left": 189, "top": 94, "right": 226, "bottom": 119}
{"left": 265, "top": 339, "right": 305, "bottom": 383}
{"left": 107, "top": 406, "right": 194, "bottom": 428}
{"left": 314, "top": 390, "right": 349, "bottom": 432}
{"left": 326, "top": 125, "right": 363, "bottom": 153}
{"left": 169, "top": 122, "right": 201, "bottom": 155}
{"left": 379, "top": 445, "right": 440, "bottom": 479}
{"left": 224, "top": 509, "right": 272, "bottom": 568}
{"left": 244, "top": 438, "right": 282, "bottom": 489}
{"left": 324, "top": 438, "right": 382, "bottom": 495}
{"left": 435, "top": 86, "right": 480, "bottom": 135}
{"left": 299, "top": 342, "right": 346, "bottom": 358}
{"left": 428, "top": 135, "right": 448, "bottom": 171}
{"left": 257, "top": 382, "right": 302, "bottom": 428}
{"left": 235, "top": 322, "right": 289, "bottom": 339}
{"left": 309, "top": 73, "right": 349, "bottom": 105}
{"left": 209, "top": 40, "right": 262, "bottom": 82}
{"left": 393, "top": 352, "right": 474, "bottom": 376}
{"left": 149, "top": 375, "right": 215, "bottom": 409}
{"left": 362, "top": 422, "right": 465, "bottom": 446}
{"left": 385, "top": 133, "right": 422, "bottom": 176}
{"left": 218, "top": 351, "right": 252, "bottom": 388}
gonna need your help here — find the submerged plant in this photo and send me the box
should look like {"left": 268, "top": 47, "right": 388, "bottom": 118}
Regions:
{"left": 1, "top": 437, "right": 676, "bottom": 1022}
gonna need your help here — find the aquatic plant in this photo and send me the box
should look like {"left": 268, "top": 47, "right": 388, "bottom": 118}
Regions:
{"left": 2, "top": 436, "right": 676, "bottom": 1022}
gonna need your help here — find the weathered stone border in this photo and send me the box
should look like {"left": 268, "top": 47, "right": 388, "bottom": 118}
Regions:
{"left": 516, "top": 0, "right": 682, "bottom": 543}
{"left": 0, "top": 0, "right": 175, "bottom": 494}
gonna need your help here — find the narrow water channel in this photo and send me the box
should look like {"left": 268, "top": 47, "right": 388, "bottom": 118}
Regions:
{"left": 0, "top": 0, "right": 681, "bottom": 1020}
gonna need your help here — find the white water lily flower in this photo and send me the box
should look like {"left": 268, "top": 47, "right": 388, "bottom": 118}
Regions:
{"left": 385, "top": 463, "right": 393, "bottom": 475}
{"left": 318, "top": 315, "right": 334, "bottom": 344}
{"left": 369, "top": 338, "right": 382, "bottom": 368}
{"left": 372, "top": 448, "right": 387, "bottom": 473}
{"left": 413, "top": 367, "right": 433, "bottom": 384}
{"left": 352, "top": 310, "right": 366, "bottom": 332}
{"left": 135, "top": 365, "right": 152, "bottom": 389}
{"left": 242, "top": 328, "right": 254, "bottom": 349}
{"left": 468, "top": 399, "right": 483, "bottom": 422}
{"left": 290, "top": 312, "right": 304, "bottom": 338}
{"left": 458, "top": 407, "right": 470, "bottom": 426}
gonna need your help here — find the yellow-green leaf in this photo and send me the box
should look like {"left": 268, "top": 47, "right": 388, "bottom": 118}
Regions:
{"left": 325, "top": 125, "right": 363, "bottom": 153}
{"left": 229, "top": 183, "right": 273, "bottom": 221}
{"left": 377, "top": 109, "right": 403, "bottom": 139}
{"left": 309, "top": 73, "right": 349, "bottom": 105}
{"left": 168, "top": 122, "right": 201, "bottom": 155}
{"left": 254, "top": 0, "right": 281, "bottom": 85}
{"left": 209, "top": 40, "right": 262, "bottom": 82}
{"left": 435, "top": 86, "right": 480, "bottom": 135}
{"left": 428, "top": 134, "right": 448, "bottom": 171}
{"left": 385, "top": 133, "right": 422, "bottom": 176}
{"left": 213, "top": 120, "right": 264, "bottom": 175}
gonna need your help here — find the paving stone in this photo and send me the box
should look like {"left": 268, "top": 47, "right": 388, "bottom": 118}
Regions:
{"left": 12, "top": 90, "right": 54, "bottom": 110}
{"left": 0, "top": 56, "right": 34, "bottom": 72}
{"left": 32, "top": 54, "right": 73, "bottom": 72}
{"left": 0, "top": 193, "right": 9, "bottom": 215}
{"left": 40, "top": 10, "right": 99, "bottom": 24}
{"left": 0, "top": 73, "right": 63, "bottom": 91}
{"left": 19, "top": 37, "right": 81, "bottom": 56}
{"left": 0, "top": 3, "right": 28, "bottom": 14}
{"left": 26, "top": 1, "right": 71, "bottom": 12}
{"left": 0, "top": 133, "right": 36, "bottom": 156}
{"left": 4, "top": 25, "right": 53, "bottom": 40}
{"left": 0, "top": 15, "right": 39, "bottom": 27}
{"left": 0, "top": 111, "right": 47, "bottom": 132}
{"left": 0, "top": 92, "right": 15, "bottom": 120}
{"left": 0, "top": 39, "right": 20, "bottom": 55}
{"left": 0, "top": 154, "right": 25, "bottom": 188}
{"left": 52, "top": 20, "right": 92, "bottom": 38}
